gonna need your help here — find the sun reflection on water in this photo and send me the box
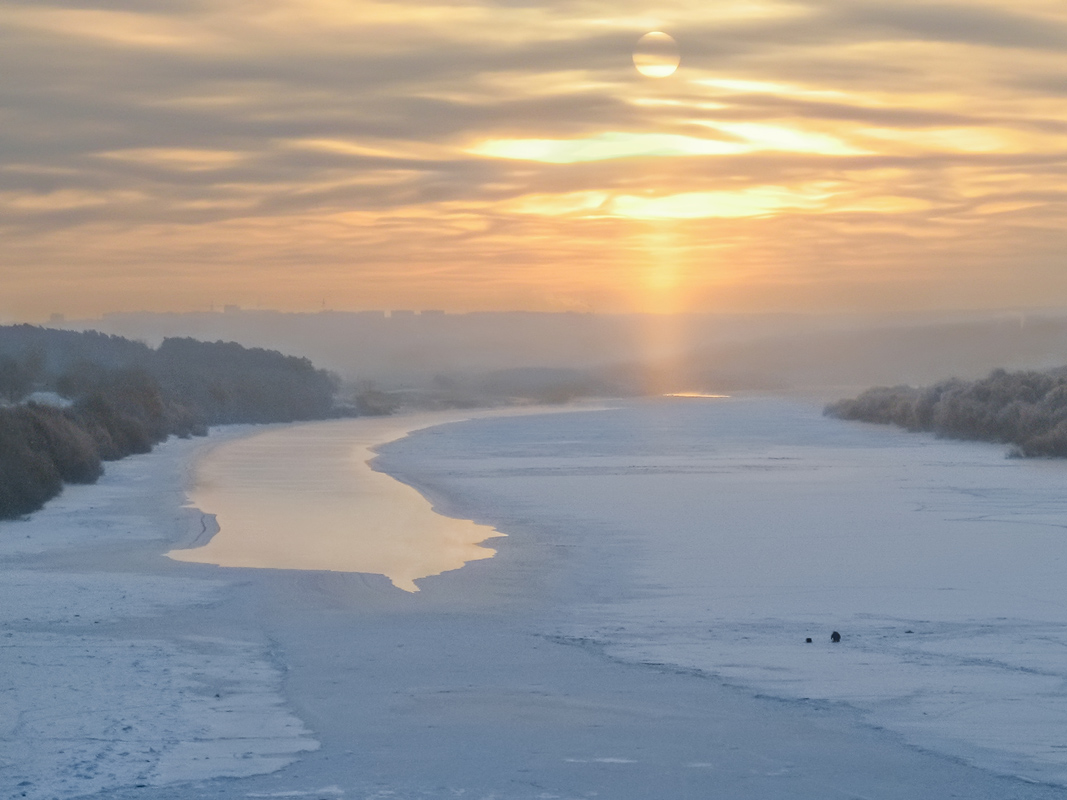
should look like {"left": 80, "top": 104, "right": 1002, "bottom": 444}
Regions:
{"left": 168, "top": 416, "right": 502, "bottom": 593}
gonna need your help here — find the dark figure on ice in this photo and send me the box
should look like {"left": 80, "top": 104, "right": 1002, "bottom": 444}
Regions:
{"left": 830, "top": 631, "right": 841, "bottom": 643}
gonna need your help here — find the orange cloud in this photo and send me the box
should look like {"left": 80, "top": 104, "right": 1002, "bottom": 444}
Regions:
{"left": 3, "top": 0, "right": 1067, "bottom": 319}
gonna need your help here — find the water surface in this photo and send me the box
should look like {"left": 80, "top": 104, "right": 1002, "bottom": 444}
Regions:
{"left": 169, "top": 414, "right": 503, "bottom": 591}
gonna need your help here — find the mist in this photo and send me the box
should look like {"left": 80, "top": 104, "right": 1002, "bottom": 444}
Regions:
{"left": 55, "top": 307, "right": 1067, "bottom": 401}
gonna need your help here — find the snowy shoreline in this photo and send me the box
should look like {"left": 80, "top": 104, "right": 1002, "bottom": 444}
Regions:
{"left": 3, "top": 402, "right": 1065, "bottom": 799}
{"left": 0, "top": 428, "right": 318, "bottom": 799}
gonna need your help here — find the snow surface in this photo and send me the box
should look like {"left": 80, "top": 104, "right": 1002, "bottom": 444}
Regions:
{"left": 376, "top": 395, "right": 1067, "bottom": 787}
{"left": 4, "top": 399, "right": 1067, "bottom": 799}
{"left": 0, "top": 431, "right": 317, "bottom": 800}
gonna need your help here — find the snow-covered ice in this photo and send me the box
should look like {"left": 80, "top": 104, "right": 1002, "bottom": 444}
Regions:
{"left": 4, "top": 398, "right": 1067, "bottom": 799}
{"left": 377, "top": 395, "right": 1067, "bottom": 787}
{"left": 0, "top": 432, "right": 317, "bottom": 800}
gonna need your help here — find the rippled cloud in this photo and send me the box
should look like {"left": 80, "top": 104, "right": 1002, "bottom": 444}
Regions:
{"left": 2, "top": 0, "right": 1067, "bottom": 316}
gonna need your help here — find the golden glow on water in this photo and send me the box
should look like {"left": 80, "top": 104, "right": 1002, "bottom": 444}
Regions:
{"left": 168, "top": 414, "right": 503, "bottom": 592}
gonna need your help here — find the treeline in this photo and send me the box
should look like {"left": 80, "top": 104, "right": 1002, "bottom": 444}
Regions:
{"left": 0, "top": 325, "right": 342, "bottom": 519}
{"left": 825, "top": 367, "right": 1067, "bottom": 457}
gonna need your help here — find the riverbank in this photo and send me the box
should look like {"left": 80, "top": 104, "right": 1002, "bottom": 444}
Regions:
{"left": 2, "top": 404, "right": 1062, "bottom": 799}
{"left": 0, "top": 428, "right": 319, "bottom": 798}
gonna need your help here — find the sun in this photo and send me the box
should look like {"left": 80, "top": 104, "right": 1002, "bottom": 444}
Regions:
{"left": 633, "top": 32, "right": 680, "bottom": 78}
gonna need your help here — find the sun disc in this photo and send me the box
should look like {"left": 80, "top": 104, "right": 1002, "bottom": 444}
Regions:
{"left": 633, "top": 32, "right": 680, "bottom": 78}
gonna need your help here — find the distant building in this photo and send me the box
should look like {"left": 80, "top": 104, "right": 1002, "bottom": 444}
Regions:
{"left": 420, "top": 309, "right": 446, "bottom": 316}
{"left": 224, "top": 305, "right": 241, "bottom": 314}
{"left": 389, "top": 310, "right": 416, "bottom": 319}
{"left": 355, "top": 310, "right": 386, "bottom": 319}
{"left": 48, "top": 313, "right": 65, "bottom": 325}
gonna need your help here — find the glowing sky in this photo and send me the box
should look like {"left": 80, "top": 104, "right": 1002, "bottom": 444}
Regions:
{"left": 3, "top": 0, "right": 1067, "bottom": 317}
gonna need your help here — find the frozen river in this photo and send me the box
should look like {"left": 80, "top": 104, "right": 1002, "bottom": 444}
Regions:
{"left": 5, "top": 395, "right": 1067, "bottom": 798}
{"left": 378, "top": 395, "right": 1067, "bottom": 786}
